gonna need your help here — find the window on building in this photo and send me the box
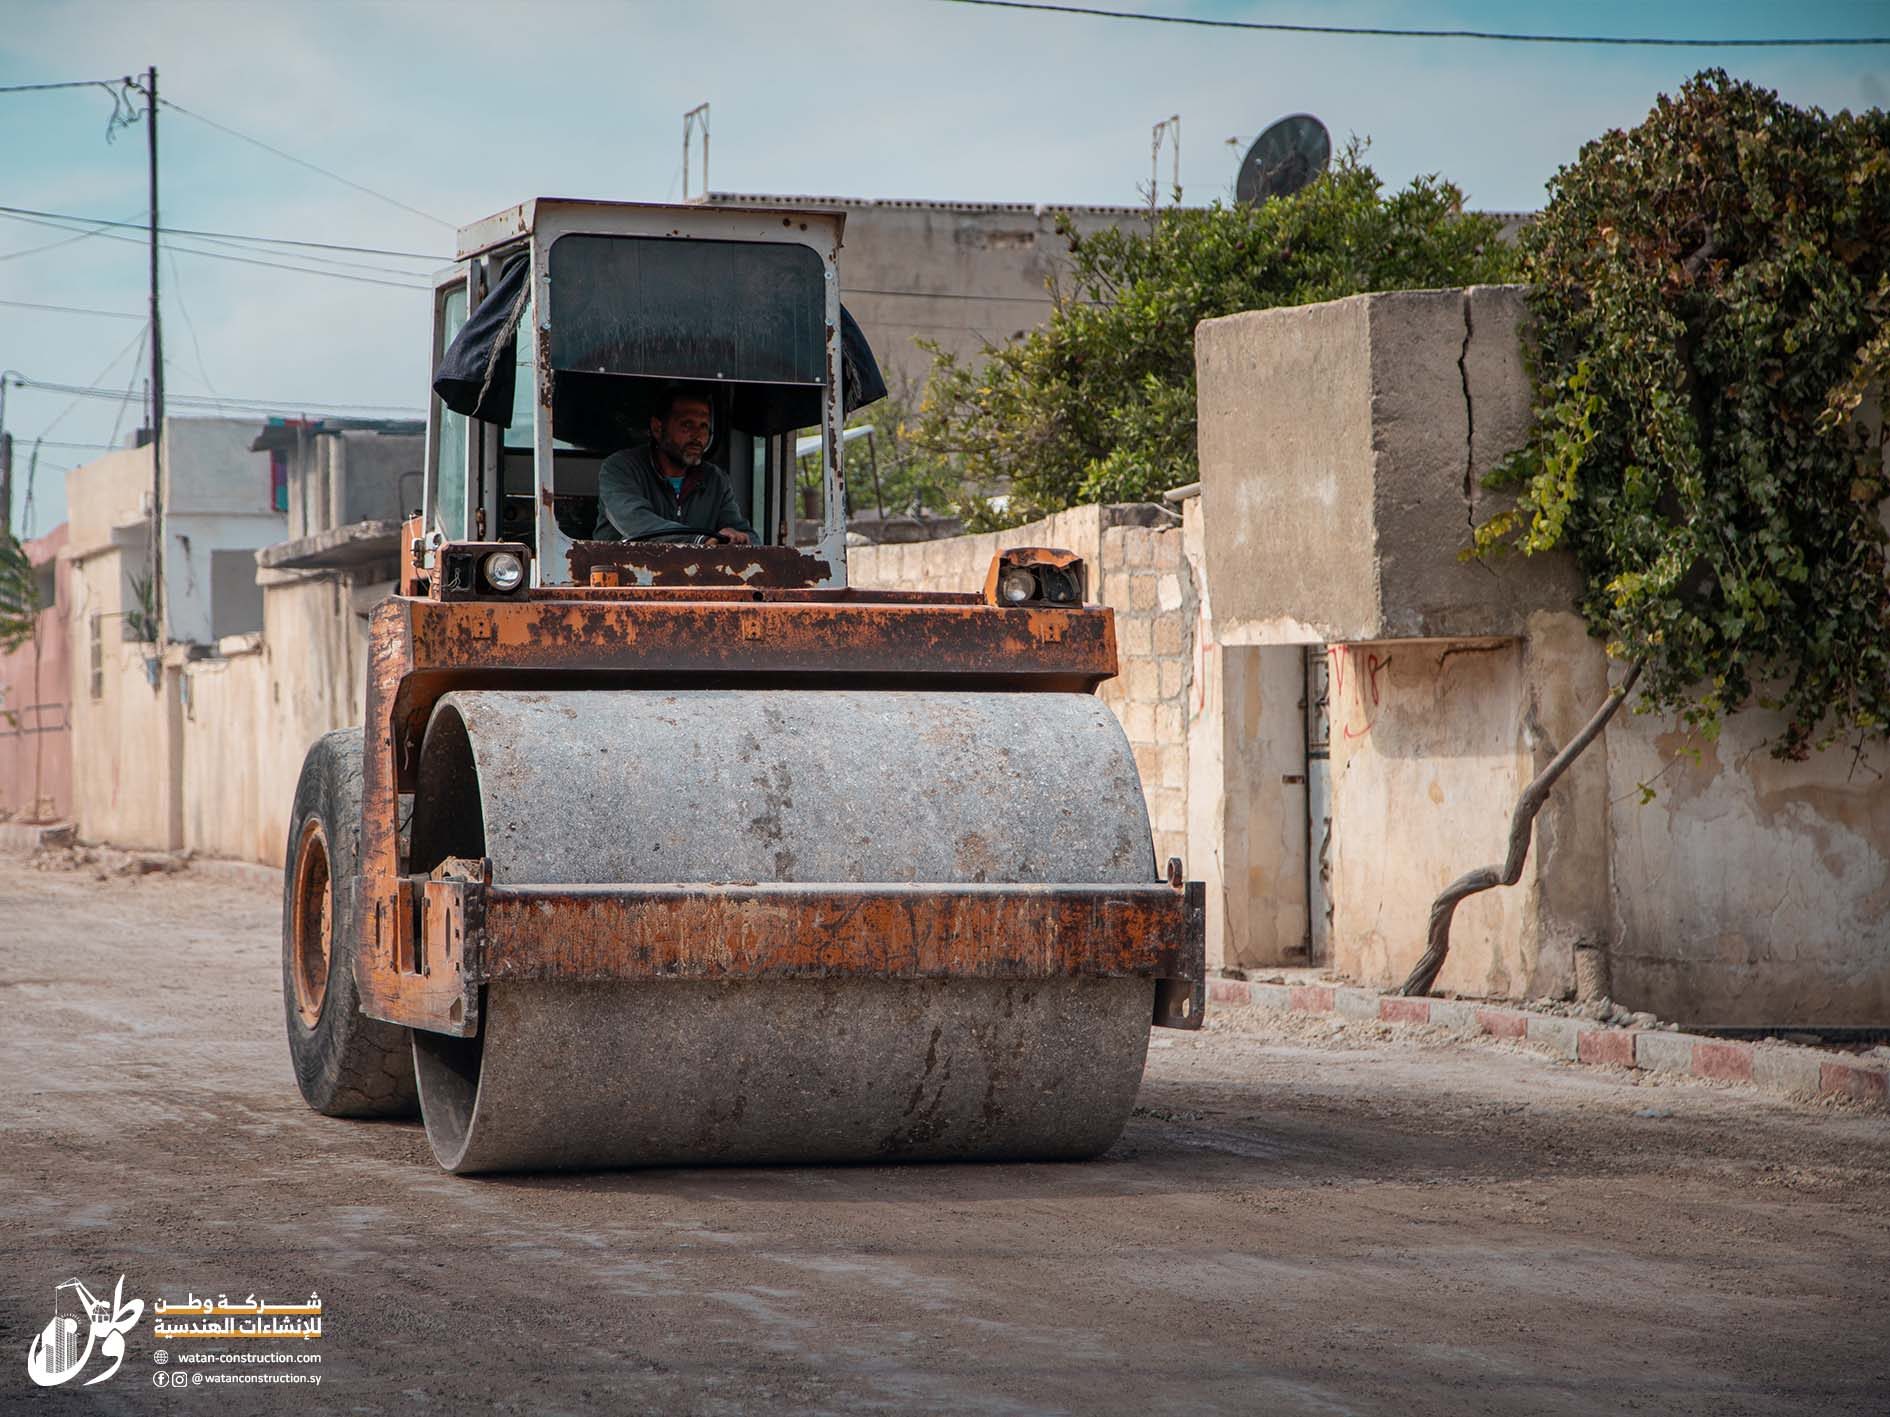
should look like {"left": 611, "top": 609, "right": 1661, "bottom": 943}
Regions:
{"left": 270, "top": 449, "right": 290, "bottom": 513}
{"left": 210, "top": 549, "right": 265, "bottom": 639}
{"left": 88, "top": 613, "right": 103, "bottom": 700}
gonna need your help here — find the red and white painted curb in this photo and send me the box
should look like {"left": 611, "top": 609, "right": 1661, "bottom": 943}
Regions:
{"left": 1209, "top": 978, "right": 1890, "bottom": 1112}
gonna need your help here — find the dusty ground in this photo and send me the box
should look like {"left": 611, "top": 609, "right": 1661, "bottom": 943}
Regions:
{"left": 2, "top": 853, "right": 1887, "bottom": 1417}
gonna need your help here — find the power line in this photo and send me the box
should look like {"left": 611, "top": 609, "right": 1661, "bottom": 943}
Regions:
{"left": 157, "top": 96, "right": 453, "bottom": 229}
{"left": 0, "top": 76, "right": 131, "bottom": 94}
{"left": 0, "top": 211, "right": 432, "bottom": 290}
{"left": 28, "top": 321, "right": 151, "bottom": 444}
{"left": 106, "top": 324, "right": 150, "bottom": 451}
{"left": 929, "top": 0, "right": 1890, "bottom": 46}
{"left": 0, "top": 297, "right": 144, "bottom": 320}
{"left": 164, "top": 246, "right": 228, "bottom": 416}
{"left": 0, "top": 212, "right": 142, "bottom": 263}
{"left": 10, "top": 375, "right": 424, "bottom": 418}
{"left": 0, "top": 204, "right": 440, "bottom": 262}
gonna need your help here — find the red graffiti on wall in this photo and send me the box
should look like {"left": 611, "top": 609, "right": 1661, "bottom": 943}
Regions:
{"left": 1331, "top": 646, "right": 1391, "bottom": 740}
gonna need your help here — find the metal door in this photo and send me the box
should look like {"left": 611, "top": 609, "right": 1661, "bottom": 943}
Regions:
{"left": 1304, "top": 646, "right": 1334, "bottom": 963}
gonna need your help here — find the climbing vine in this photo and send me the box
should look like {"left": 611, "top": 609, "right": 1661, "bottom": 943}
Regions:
{"left": 1479, "top": 71, "right": 1890, "bottom": 760}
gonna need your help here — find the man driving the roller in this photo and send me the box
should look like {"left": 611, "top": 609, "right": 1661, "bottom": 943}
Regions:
{"left": 592, "top": 384, "right": 755, "bottom": 544}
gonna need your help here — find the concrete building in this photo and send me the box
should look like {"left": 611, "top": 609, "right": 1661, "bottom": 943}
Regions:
{"left": 707, "top": 193, "right": 1160, "bottom": 388}
{"left": 59, "top": 417, "right": 284, "bottom": 849}
{"left": 185, "top": 417, "right": 423, "bottom": 863}
{"left": 0, "top": 524, "right": 71, "bottom": 823}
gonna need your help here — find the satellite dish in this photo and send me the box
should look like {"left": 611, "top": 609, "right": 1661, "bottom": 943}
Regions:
{"left": 1235, "top": 114, "right": 1332, "bottom": 206}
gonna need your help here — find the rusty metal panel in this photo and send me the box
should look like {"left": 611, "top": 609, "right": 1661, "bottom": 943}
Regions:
{"left": 567, "top": 540, "right": 831, "bottom": 589}
{"left": 471, "top": 881, "right": 1195, "bottom": 981}
{"left": 403, "top": 598, "right": 1116, "bottom": 685}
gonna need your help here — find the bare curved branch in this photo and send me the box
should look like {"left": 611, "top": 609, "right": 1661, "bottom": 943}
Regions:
{"left": 1397, "top": 659, "right": 1644, "bottom": 998}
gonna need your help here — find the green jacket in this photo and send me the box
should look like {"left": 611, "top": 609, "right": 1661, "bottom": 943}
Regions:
{"left": 592, "top": 444, "right": 756, "bottom": 543}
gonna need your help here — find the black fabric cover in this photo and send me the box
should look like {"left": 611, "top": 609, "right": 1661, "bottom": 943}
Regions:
{"left": 431, "top": 252, "right": 887, "bottom": 437}
{"left": 432, "top": 253, "right": 530, "bottom": 425}
{"left": 839, "top": 305, "right": 888, "bottom": 416}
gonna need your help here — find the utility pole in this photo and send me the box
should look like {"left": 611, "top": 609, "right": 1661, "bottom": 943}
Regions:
{"left": 0, "top": 372, "right": 11, "bottom": 539}
{"left": 0, "top": 431, "right": 12, "bottom": 542}
{"left": 143, "top": 65, "right": 166, "bottom": 647}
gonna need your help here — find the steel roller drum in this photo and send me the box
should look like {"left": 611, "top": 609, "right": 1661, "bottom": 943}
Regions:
{"left": 408, "top": 689, "right": 1160, "bottom": 1173}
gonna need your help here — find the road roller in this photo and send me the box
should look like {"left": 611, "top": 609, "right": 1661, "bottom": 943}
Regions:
{"left": 280, "top": 197, "right": 1205, "bottom": 1173}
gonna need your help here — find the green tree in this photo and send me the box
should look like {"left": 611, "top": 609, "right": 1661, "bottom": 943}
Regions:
{"left": 0, "top": 533, "right": 36, "bottom": 654}
{"left": 1404, "top": 71, "right": 1890, "bottom": 995}
{"left": 798, "top": 371, "right": 967, "bottom": 526}
{"left": 916, "top": 143, "right": 1518, "bottom": 527}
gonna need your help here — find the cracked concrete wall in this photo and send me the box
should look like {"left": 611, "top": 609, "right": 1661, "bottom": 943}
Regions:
{"left": 1324, "top": 618, "right": 1609, "bottom": 999}
{"left": 1195, "top": 286, "right": 1580, "bottom": 646}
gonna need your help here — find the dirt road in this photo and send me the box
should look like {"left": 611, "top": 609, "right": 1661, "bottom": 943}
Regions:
{"left": 2, "top": 853, "right": 1886, "bottom": 1415}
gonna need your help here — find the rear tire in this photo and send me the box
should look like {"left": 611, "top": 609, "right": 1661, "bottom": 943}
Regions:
{"left": 282, "top": 729, "right": 418, "bottom": 1118}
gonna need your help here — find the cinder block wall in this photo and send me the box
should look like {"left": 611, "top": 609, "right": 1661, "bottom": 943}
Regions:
{"left": 850, "top": 504, "right": 1195, "bottom": 875}
{"left": 1094, "top": 521, "right": 1194, "bottom": 872}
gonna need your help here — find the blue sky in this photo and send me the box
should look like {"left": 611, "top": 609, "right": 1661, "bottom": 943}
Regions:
{"left": 3, "top": 0, "right": 1885, "bottom": 535}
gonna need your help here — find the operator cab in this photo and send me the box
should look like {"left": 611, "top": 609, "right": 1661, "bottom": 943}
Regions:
{"left": 422, "top": 199, "right": 883, "bottom": 590}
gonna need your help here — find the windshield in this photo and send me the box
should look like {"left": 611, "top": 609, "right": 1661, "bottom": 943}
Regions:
{"left": 547, "top": 234, "right": 826, "bottom": 386}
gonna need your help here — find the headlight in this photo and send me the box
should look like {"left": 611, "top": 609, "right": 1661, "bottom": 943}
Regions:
{"left": 997, "top": 566, "right": 1038, "bottom": 605}
{"left": 1037, "top": 567, "right": 1079, "bottom": 604}
{"left": 482, "top": 550, "right": 526, "bottom": 593}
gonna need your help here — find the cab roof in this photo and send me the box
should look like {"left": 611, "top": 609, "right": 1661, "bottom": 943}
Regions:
{"left": 455, "top": 197, "right": 849, "bottom": 262}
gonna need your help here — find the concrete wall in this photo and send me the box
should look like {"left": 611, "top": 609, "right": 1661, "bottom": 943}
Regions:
{"left": 63, "top": 545, "right": 181, "bottom": 851}
{"left": 1195, "top": 285, "right": 1890, "bottom": 1020}
{"left": 1324, "top": 616, "right": 1611, "bottom": 999}
{"left": 1195, "top": 285, "right": 1580, "bottom": 647}
{"left": 0, "top": 525, "right": 73, "bottom": 822}
{"left": 850, "top": 502, "right": 1195, "bottom": 881}
{"left": 1608, "top": 709, "right": 1890, "bottom": 1025}
{"left": 178, "top": 572, "right": 374, "bottom": 867}
{"left": 58, "top": 418, "right": 292, "bottom": 851}
{"left": 179, "top": 636, "right": 274, "bottom": 863}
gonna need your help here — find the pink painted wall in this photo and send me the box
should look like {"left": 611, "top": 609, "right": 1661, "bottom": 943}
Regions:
{"left": 0, "top": 525, "right": 72, "bottom": 822}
